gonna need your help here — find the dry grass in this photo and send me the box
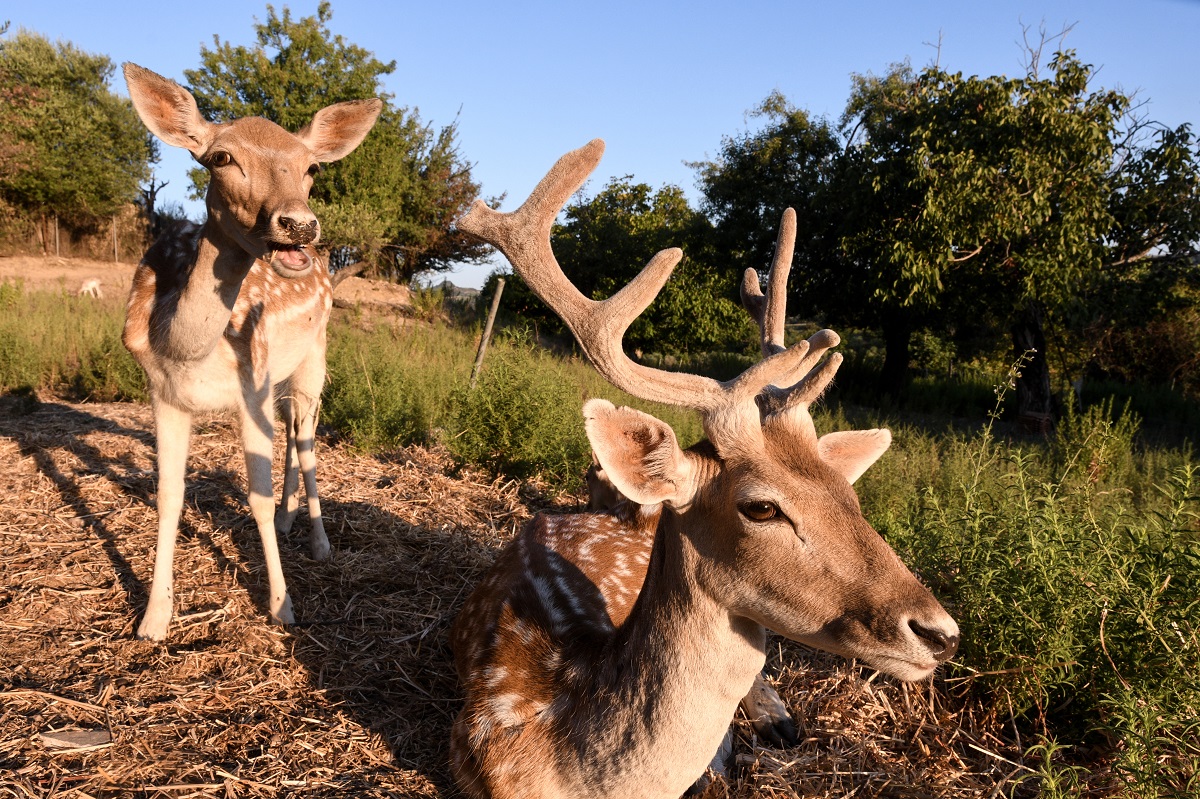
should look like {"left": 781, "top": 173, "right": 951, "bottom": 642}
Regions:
{"left": 0, "top": 399, "right": 1028, "bottom": 798}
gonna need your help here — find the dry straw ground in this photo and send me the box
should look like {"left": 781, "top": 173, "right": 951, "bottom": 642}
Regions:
{"left": 0, "top": 399, "right": 1029, "bottom": 798}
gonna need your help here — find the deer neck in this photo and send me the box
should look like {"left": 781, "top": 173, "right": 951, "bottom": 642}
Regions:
{"left": 564, "top": 511, "right": 767, "bottom": 797}
{"left": 151, "top": 219, "right": 258, "bottom": 363}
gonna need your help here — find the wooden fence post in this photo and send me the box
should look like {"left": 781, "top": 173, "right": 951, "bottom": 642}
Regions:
{"left": 112, "top": 215, "right": 119, "bottom": 262}
{"left": 470, "top": 277, "right": 506, "bottom": 390}
{"left": 54, "top": 215, "right": 60, "bottom": 257}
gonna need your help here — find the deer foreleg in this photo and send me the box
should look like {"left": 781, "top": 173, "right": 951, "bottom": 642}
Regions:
{"left": 138, "top": 400, "right": 192, "bottom": 641}
{"left": 241, "top": 381, "right": 294, "bottom": 625}
{"left": 739, "top": 671, "right": 798, "bottom": 747}
{"left": 275, "top": 396, "right": 301, "bottom": 535}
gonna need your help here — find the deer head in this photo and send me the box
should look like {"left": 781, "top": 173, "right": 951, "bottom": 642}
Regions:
{"left": 123, "top": 63, "right": 381, "bottom": 279}
{"left": 457, "top": 141, "right": 958, "bottom": 683}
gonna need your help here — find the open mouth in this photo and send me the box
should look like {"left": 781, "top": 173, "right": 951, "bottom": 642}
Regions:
{"left": 270, "top": 245, "right": 313, "bottom": 272}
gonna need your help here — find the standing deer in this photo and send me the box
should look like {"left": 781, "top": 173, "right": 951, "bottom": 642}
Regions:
{"left": 121, "top": 63, "right": 380, "bottom": 640}
{"left": 450, "top": 140, "right": 959, "bottom": 799}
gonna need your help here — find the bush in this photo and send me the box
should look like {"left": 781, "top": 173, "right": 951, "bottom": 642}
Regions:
{"left": 866, "top": 375, "right": 1200, "bottom": 795}
{"left": 447, "top": 330, "right": 593, "bottom": 485}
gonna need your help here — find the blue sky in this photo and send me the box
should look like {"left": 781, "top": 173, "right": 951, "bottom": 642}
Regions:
{"left": 9, "top": 0, "right": 1200, "bottom": 287}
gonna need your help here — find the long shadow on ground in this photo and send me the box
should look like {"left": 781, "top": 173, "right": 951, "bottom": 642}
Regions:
{"left": 0, "top": 399, "right": 553, "bottom": 797}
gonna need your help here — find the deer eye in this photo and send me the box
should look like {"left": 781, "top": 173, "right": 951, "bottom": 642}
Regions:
{"left": 307, "top": 163, "right": 321, "bottom": 177}
{"left": 209, "top": 151, "right": 233, "bottom": 168}
{"left": 739, "top": 501, "right": 780, "bottom": 522}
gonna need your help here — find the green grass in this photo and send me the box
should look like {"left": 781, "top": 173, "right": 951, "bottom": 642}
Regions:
{"left": 322, "top": 318, "right": 702, "bottom": 487}
{"left": 838, "top": 374, "right": 1200, "bottom": 796}
{"left": 0, "top": 280, "right": 145, "bottom": 402}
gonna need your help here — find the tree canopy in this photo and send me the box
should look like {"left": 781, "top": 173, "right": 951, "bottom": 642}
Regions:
{"left": 183, "top": 2, "right": 489, "bottom": 280}
{"left": 492, "top": 176, "right": 754, "bottom": 356}
{"left": 690, "top": 49, "right": 1200, "bottom": 408}
{"left": 0, "top": 29, "right": 150, "bottom": 219}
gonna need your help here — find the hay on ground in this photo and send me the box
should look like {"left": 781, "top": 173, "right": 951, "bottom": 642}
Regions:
{"left": 0, "top": 399, "right": 1032, "bottom": 797}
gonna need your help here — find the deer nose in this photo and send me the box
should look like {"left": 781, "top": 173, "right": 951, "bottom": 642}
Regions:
{"left": 274, "top": 208, "right": 319, "bottom": 245}
{"left": 908, "top": 619, "right": 960, "bottom": 661}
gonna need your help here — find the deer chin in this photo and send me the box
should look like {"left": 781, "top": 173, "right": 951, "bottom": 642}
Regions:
{"left": 862, "top": 653, "right": 940, "bottom": 683}
{"left": 268, "top": 245, "right": 314, "bottom": 276}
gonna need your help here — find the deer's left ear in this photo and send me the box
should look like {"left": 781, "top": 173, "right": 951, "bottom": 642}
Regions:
{"left": 817, "top": 429, "right": 892, "bottom": 484}
{"left": 299, "top": 98, "right": 383, "bottom": 162}
{"left": 583, "top": 399, "right": 698, "bottom": 507}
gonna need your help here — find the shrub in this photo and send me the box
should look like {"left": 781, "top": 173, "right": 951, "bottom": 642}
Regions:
{"left": 873, "top": 372, "right": 1200, "bottom": 795}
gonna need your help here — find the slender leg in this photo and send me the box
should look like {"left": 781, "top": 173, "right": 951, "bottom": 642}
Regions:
{"left": 138, "top": 399, "right": 192, "bottom": 641}
{"left": 739, "top": 671, "right": 798, "bottom": 747}
{"left": 289, "top": 350, "right": 330, "bottom": 561}
{"left": 275, "top": 392, "right": 301, "bottom": 535}
{"left": 241, "top": 377, "right": 294, "bottom": 625}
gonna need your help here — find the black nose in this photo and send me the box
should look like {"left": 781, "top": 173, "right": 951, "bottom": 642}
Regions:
{"left": 278, "top": 215, "right": 318, "bottom": 245}
{"left": 909, "top": 619, "right": 959, "bottom": 661}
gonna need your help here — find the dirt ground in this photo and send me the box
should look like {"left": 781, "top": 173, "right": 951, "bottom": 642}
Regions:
{"left": 0, "top": 256, "right": 138, "bottom": 298}
{"left": 0, "top": 398, "right": 1034, "bottom": 798}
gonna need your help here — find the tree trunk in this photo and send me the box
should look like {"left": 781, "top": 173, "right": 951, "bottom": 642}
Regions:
{"left": 879, "top": 311, "right": 912, "bottom": 398}
{"left": 1012, "top": 302, "right": 1053, "bottom": 434}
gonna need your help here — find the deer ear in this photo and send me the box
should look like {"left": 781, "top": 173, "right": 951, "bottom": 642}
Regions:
{"left": 123, "top": 63, "right": 215, "bottom": 156}
{"left": 583, "top": 399, "right": 695, "bottom": 507}
{"left": 299, "top": 98, "right": 383, "bottom": 162}
{"left": 817, "top": 429, "right": 892, "bottom": 485}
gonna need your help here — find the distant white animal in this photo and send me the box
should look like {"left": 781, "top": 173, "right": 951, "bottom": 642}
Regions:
{"left": 78, "top": 279, "right": 103, "bottom": 298}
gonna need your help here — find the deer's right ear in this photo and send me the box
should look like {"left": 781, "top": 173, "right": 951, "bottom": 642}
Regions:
{"left": 583, "top": 399, "right": 696, "bottom": 507}
{"left": 123, "top": 63, "right": 214, "bottom": 156}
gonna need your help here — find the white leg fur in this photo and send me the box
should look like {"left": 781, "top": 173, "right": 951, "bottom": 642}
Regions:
{"left": 138, "top": 400, "right": 192, "bottom": 641}
{"left": 241, "top": 385, "right": 294, "bottom": 625}
{"left": 275, "top": 396, "right": 302, "bottom": 535}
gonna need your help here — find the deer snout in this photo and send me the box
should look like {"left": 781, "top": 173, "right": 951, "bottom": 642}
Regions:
{"left": 907, "top": 617, "right": 960, "bottom": 662}
{"left": 273, "top": 206, "right": 320, "bottom": 246}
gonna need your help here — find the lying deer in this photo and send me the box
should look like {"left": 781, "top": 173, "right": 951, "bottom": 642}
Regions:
{"left": 450, "top": 140, "right": 959, "bottom": 799}
{"left": 121, "top": 64, "right": 380, "bottom": 640}
{"left": 577, "top": 210, "right": 830, "bottom": 753}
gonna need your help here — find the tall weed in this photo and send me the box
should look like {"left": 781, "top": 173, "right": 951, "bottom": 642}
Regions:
{"left": 871, "top": 363, "right": 1200, "bottom": 795}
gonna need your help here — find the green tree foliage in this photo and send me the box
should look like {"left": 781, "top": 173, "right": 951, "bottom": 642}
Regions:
{"left": 0, "top": 30, "right": 149, "bottom": 218}
{"left": 840, "top": 52, "right": 1133, "bottom": 413}
{"left": 490, "top": 177, "right": 754, "bottom": 356}
{"left": 696, "top": 49, "right": 1200, "bottom": 407}
{"left": 183, "top": 2, "right": 489, "bottom": 280}
{"left": 693, "top": 91, "right": 841, "bottom": 305}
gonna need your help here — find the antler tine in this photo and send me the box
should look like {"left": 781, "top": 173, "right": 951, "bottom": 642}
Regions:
{"left": 759, "top": 330, "right": 844, "bottom": 416}
{"left": 740, "top": 208, "right": 843, "bottom": 397}
{"left": 456, "top": 140, "right": 729, "bottom": 410}
{"left": 740, "top": 207, "right": 797, "bottom": 358}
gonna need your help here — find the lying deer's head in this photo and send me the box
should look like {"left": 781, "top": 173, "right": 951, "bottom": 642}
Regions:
{"left": 123, "top": 63, "right": 381, "bottom": 278}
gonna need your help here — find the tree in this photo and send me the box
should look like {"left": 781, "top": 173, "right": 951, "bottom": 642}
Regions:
{"left": 183, "top": 2, "right": 489, "bottom": 281}
{"left": 0, "top": 30, "right": 150, "bottom": 220}
{"left": 696, "top": 46, "right": 1200, "bottom": 416}
{"left": 839, "top": 51, "right": 1200, "bottom": 417}
{"left": 693, "top": 92, "right": 842, "bottom": 315}
{"left": 494, "top": 176, "right": 754, "bottom": 356}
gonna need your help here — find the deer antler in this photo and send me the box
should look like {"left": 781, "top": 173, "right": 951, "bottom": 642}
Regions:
{"left": 456, "top": 140, "right": 817, "bottom": 417}
{"left": 739, "top": 208, "right": 842, "bottom": 415}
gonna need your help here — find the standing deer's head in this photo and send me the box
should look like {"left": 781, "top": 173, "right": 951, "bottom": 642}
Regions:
{"left": 458, "top": 141, "right": 958, "bottom": 682}
{"left": 123, "top": 63, "right": 381, "bottom": 279}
